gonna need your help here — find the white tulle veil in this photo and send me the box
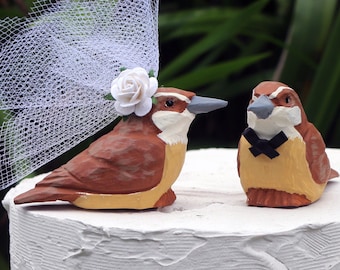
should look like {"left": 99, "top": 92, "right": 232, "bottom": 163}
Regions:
{"left": 0, "top": 0, "right": 159, "bottom": 189}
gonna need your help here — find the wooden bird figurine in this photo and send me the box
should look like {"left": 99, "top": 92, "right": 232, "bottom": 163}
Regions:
{"left": 14, "top": 87, "right": 227, "bottom": 209}
{"left": 237, "top": 81, "right": 339, "bottom": 208}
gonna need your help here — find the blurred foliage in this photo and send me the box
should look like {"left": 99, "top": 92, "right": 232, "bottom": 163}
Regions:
{"left": 273, "top": 0, "right": 340, "bottom": 148}
{"left": 0, "top": 0, "right": 340, "bottom": 268}
{"left": 159, "top": 0, "right": 279, "bottom": 94}
{"left": 0, "top": 0, "right": 32, "bottom": 17}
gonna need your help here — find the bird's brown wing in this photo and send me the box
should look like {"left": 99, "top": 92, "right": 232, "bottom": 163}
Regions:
{"left": 14, "top": 131, "right": 165, "bottom": 204}
{"left": 42, "top": 131, "right": 165, "bottom": 193}
{"left": 303, "top": 122, "right": 337, "bottom": 184}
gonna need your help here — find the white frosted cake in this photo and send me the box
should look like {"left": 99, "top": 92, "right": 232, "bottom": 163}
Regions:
{"left": 3, "top": 148, "right": 340, "bottom": 270}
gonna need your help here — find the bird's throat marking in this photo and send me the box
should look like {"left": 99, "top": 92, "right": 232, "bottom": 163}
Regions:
{"left": 242, "top": 128, "right": 288, "bottom": 159}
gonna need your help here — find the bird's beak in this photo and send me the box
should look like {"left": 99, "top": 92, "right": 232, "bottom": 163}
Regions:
{"left": 187, "top": 96, "right": 228, "bottom": 114}
{"left": 247, "top": 95, "right": 274, "bottom": 119}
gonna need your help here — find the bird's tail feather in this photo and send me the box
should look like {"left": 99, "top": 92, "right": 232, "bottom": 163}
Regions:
{"left": 14, "top": 186, "right": 79, "bottom": 204}
{"left": 330, "top": 168, "right": 339, "bottom": 180}
{"left": 14, "top": 166, "right": 84, "bottom": 204}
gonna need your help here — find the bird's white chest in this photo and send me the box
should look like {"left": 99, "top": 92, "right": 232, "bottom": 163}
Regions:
{"left": 247, "top": 106, "right": 302, "bottom": 140}
{"left": 152, "top": 109, "right": 195, "bottom": 145}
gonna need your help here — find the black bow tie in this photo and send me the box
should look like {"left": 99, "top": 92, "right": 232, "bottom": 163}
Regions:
{"left": 242, "top": 128, "right": 288, "bottom": 159}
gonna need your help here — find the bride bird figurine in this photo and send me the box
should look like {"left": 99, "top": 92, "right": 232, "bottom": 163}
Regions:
{"left": 0, "top": 0, "right": 227, "bottom": 209}
{"left": 14, "top": 69, "right": 227, "bottom": 209}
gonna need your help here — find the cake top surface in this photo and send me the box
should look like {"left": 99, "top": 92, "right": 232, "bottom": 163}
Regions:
{"left": 3, "top": 148, "right": 340, "bottom": 236}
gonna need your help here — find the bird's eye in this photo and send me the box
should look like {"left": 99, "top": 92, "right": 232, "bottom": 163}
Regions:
{"left": 285, "top": 96, "right": 291, "bottom": 104}
{"left": 165, "top": 99, "right": 174, "bottom": 107}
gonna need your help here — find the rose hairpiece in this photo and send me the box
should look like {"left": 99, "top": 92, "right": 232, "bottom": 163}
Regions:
{"left": 106, "top": 67, "right": 158, "bottom": 117}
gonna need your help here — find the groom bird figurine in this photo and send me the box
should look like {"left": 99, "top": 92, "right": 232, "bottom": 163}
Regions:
{"left": 238, "top": 81, "right": 338, "bottom": 207}
{"left": 15, "top": 83, "right": 227, "bottom": 209}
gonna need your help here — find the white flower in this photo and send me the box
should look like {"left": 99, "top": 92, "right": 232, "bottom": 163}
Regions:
{"left": 110, "top": 67, "right": 158, "bottom": 116}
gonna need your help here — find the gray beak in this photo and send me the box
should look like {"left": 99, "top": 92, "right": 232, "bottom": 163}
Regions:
{"left": 247, "top": 95, "right": 274, "bottom": 119}
{"left": 187, "top": 96, "right": 228, "bottom": 114}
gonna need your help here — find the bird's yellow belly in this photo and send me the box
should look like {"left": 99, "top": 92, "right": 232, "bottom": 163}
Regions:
{"left": 72, "top": 143, "right": 186, "bottom": 209}
{"left": 239, "top": 136, "right": 326, "bottom": 202}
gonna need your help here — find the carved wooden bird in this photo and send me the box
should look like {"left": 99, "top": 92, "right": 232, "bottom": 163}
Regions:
{"left": 15, "top": 87, "right": 227, "bottom": 209}
{"left": 237, "top": 81, "right": 339, "bottom": 207}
